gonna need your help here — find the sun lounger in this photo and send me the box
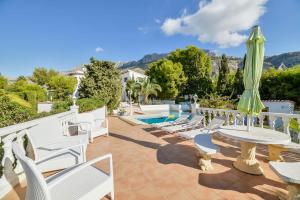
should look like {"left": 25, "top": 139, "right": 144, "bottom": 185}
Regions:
{"left": 151, "top": 115, "right": 189, "bottom": 128}
{"left": 161, "top": 115, "right": 204, "bottom": 133}
{"left": 175, "top": 118, "right": 225, "bottom": 139}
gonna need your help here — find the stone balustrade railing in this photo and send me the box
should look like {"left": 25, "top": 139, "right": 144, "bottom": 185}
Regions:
{"left": 0, "top": 108, "right": 78, "bottom": 198}
{"left": 197, "top": 107, "right": 300, "bottom": 142}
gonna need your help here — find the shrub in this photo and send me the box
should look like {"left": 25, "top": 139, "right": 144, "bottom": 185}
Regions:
{"left": 0, "top": 95, "right": 34, "bottom": 128}
{"left": 76, "top": 98, "right": 105, "bottom": 113}
{"left": 52, "top": 101, "right": 72, "bottom": 113}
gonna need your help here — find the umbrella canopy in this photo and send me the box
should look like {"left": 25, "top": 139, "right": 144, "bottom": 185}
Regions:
{"left": 237, "top": 25, "right": 265, "bottom": 120}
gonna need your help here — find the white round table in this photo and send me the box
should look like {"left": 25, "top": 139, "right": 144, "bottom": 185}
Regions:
{"left": 217, "top": 125, "right": 291, "bottom": 175}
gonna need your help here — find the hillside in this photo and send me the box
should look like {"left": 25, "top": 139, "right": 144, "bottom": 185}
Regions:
{"left": 119, "top": 51, "right": 300, "bottom": 74}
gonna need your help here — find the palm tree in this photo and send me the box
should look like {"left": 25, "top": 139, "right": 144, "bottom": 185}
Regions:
{"left": 125, "top": 78, "right": 137, "bottom": 102}
{"left": 135, "top": 78, "right": 161, "bottom": 104}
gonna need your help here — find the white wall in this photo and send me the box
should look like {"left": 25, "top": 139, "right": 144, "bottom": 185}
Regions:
{"left": 121, "top": 70, "right": 147, "bottom": 101}
{"left": 37, "top": 102, "right": 53, "bottom": 113}
{"left": 262, "top": 101, "right": 294, "bottom": 114}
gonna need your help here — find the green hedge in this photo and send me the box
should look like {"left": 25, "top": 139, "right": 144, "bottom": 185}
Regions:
{"left": 76, "top": 98, "right": 105, "bottom": 113}
{"left": 52, "top": 100, "right": 72, "bottom": 113}
{"left": 0, "top": 95, "right": 34, "bottom": 128}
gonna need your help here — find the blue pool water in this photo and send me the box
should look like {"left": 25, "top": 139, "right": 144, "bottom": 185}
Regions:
{"left": 137, "top": 112, "right": 191, "bottom": 124}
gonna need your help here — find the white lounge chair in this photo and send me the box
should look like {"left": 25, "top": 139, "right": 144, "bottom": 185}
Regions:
{"left": 77, "top": 112, "right": 109, "bottom": 142}
{"left": 25, "top": 118, "right": 89, "bottom": 172}
{"left": 176, "top": 118, "right": 225, "bottom": 139}
{"left": 151, "top": 115, "right": 189, "bottom": 128}
{"left": 269, "top": 161, "right": 300, "bottom": 200}
{"left": 12, "top": 142, "right": 114, "bottom": 200}
{"left": 161, "top": 115, "right": 204, "bottom": 133}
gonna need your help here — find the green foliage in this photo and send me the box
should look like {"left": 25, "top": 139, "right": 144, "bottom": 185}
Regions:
{"left": 76, "top": 98, "right": 105, "bottom": 113}
{"left": 125, "top": 79, "right": 138, "bottom": 102}
{"left": 260, "top": 66, "right": 300, "bottom": 105}
{"left": 31, "top": 67, "right": 59, "bottom": 86}
{"left": 48, "top": 75, "right": 77, "bottom": 101}
{"left": 0, "top": 95, "right": 34, "bottom": 128}
{"left": 168, "top": 45, "right": 213, "bottom": 97}
{"left": 134, "top": 78, "right": 162, "bottom": 104}
{"left": 52, "top": 100, "right": 72, "bottom": 113}
{"left": 217, "top": 54, "right": 230, "bottom": 96}
{"left": 231, "top": 68, "right": 244, "bottom": 99}
{"left": 198, "top": 93, "right": 234, "bottom": 109}
{"left": 146, "top": 59, "right": 187, "bottom": 99}
{"left": 79, "top": 58, "right": 122, "bottom": 112}
{"left": 7, "top": 79, "right": 47, "bottom": 109}
{"left": 0, "top": 74, "right": 8, "bottom": 89}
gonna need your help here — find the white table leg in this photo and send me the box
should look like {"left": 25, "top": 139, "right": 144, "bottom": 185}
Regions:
{"left": 233, "top": 141, "right": 263, "bottom": 175}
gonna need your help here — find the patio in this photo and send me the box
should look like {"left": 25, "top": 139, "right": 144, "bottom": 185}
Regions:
{"left": 4, "top": 116, "right": 300, "bottom": 200}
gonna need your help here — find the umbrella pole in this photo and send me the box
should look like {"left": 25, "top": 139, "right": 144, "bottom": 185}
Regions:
{"left": 247, "top": 114, "right": 252, "bottom": 132}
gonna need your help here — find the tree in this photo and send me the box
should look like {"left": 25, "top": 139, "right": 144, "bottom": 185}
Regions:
{"left": 0, "top": 74, "right": 8, "bottom": 89}
{"left": 168, "top": 46, "right": 213, "bottom": 97}
{"left": 146, "top": 59, "right": 187, "bottom": 99}
{"left": 231, "top": 68, "right": 244, "bottom": 99}
{"left": 7, "top": 79, "right": 47, "bottom": 108}
{"left": 135, "top": 78, "right": 161, "bottom": 104}
{"left": 125, "top": 79, "right": 138, "bottom": 102}
{"left": 217, "top": 54, "right": 230, "bottom": 96}
{"left": 31, "top": 67, "right": 59, "bottom": 86}
{"left": 78, "top": 58, "right": 122, "bottom": 111}
{"left": 260, "top": 66, "right": 300, "bottom": 106}
{"left": 48, "top": 75, "right": 77, "bottom": 101}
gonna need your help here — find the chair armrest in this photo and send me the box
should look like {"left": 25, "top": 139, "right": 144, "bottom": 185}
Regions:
{"left": 94, "top": 118, "right": 108, "bottom": 128}
{"left": 47, "top": 153, "right": 113, "bottom": 188}
{"left": 35, "top": 143, "right": 86, "bottom": 164}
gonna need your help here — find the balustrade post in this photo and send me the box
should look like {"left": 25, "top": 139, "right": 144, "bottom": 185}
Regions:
{"left": 232, "top": 113, "right": 237, "bottom": 126}
{"left": 282, "top": 117, "right": 290, "bottom": 135}
{"left": 258, "top": 115, "right": 264, "bottom": 128}
{"left": 225, "top": 112, "right": 230, "bottom": 126}
{"left": 208, "top": 110, "right": 212, "bottom": 124}
{"left": 2, "top": 133, "right": 18, "bottom": 185}
{"left": 269, "top": 116, "right": 276, "bottom": 130}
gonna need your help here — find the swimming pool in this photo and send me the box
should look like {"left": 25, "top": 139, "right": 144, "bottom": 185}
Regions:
{"left": 137, "top": 112, "right": 190, "bottom": 124}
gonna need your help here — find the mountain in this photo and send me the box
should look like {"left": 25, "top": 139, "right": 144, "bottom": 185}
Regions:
{"left": 119, "top": 53, "right": 168, "bottom": 69}
{"left": 118, "top": 51, "right": 300, "bottom": 74}
{"left": 264, "top": 51, "right": 300, "bottom": 68}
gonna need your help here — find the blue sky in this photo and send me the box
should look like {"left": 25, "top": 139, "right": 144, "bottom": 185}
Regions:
{"left": 0, "top": 0, "right": 299, "bottom": 77}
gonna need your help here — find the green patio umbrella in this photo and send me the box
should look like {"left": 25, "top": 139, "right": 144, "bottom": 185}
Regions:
{"left": 237, "top": 25, "right": 265, "bottom": 131}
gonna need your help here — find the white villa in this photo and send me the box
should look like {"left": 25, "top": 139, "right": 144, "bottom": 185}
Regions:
{"left": 121, "top": 68, "right": 147, "bottom": 102}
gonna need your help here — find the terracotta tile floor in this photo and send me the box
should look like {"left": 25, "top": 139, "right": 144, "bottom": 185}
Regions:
{"left": 4, "top": 116, "right": 300, "bottom": 200}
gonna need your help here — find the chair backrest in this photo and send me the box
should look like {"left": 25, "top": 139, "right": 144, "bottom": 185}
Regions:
{"left": 27, "top": 118, "right": 64, "bottom": 149}
{"left": 207, "top": 118, "right": 225, "bottom": 131}
{"left": 188, "top": 115, "right": 204, "bottom": 126}
{"left": 92, "top": 107, "right": 106, "bottom": 120}
{"left": 12, "top": 142, "right": 51, "bottom": 200}
{"left": 77, "top": 113, "right": 96, "bottom": 127}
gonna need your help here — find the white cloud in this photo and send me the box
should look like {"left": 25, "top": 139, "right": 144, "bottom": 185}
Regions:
{"left": 161, "top": 0, "right": 267, "bottom": 48}
{"left": 95, "top": 47, "right": 104, "bottom": 53}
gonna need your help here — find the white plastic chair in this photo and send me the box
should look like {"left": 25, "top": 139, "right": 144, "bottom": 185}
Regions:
{"left": 12, "top": 142, "right": 114, "bottom": 200}
{"left": 76, "top": 113, "right": 109, "bottom": 143}
{"left": 25, "top": 118, "right": 89, "bottom": 172}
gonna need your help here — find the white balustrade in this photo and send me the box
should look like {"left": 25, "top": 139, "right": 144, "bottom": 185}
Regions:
{"left": 197, "top": 107, "right": 300, "bottom": 138}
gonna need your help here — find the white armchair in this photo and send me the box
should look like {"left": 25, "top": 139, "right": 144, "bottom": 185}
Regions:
{"left": 12, "top": 142, "right": 114, "bottom": 200}
{"left": 77, "top": 113, "right": 109, "bottom": 143}
{"left": 25, "top": 118, "right": 89, "bottom": 172}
